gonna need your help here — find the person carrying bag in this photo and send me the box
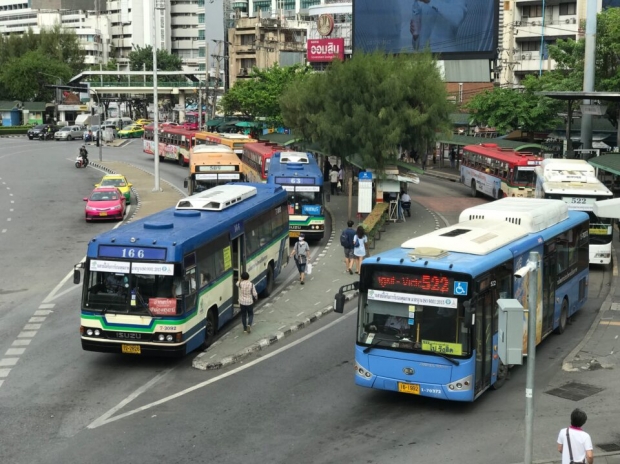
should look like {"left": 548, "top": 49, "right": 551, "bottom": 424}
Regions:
{"left": 290, "top": 233, "right": 311, "bottom": 285}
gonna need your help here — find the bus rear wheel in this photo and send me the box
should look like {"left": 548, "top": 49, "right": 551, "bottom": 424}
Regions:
{"left": 201, "top": 309, "right": 217, "bottom": 350}
{"left": 555, "top": 299, "right": 569, "bottom": 334}
{"left": 261, "top": 265, "right": 274, "bottom": 297}
{"left": 491, "top": 361, "right": 508, "bottom": 390}
{"left": 470, "top": 180, "right": 477, "bottom": 197}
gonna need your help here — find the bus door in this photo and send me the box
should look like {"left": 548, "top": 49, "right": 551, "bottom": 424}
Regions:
{"left": 474, "top": 289, "right": 494, "bottom": 396}
{"left": 231, "top": 234, "right": 246, "bottom": 315}
{"left": 542, "top": 240, "right": 557, "bottom": 335}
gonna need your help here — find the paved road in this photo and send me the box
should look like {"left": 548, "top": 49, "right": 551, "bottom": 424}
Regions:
{"left": 0, "top": 138, "right": 615, "bottom": 464}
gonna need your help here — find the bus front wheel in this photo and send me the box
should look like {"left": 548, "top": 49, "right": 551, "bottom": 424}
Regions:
{"left": 201, "top": 309, "right": 217, "bottom": 349}
{"left": 555, "top": 299, "right": 569, "bottom": 334}
{"left": 470, "top": 180, "right": 477, "bottom": 198}
{"left": 261, "top": 265, "right": 274, "bottom": 297}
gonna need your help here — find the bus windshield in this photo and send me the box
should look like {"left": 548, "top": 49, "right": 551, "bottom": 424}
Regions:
{"left": 589, "top": 213, "right": 613, "bottom": 244}
{"left": 287, "top": 190, "right": 322, "bottom": 215}
{"left": 83, "top": 269, "right": 184, "bottom": 315}
{"left": 357, "top": 293, "right": 471, "bottom": 357}
{"left": 512, "top": 167, "right": 536, "bottom": 186}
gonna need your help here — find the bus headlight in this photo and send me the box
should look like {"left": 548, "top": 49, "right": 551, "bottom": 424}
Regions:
{"left": 447, "top": 375, "right": 472, "bottom": 391}
{"left": 595, "top": 252, "right": 611, "bottom": 258}
{"left": 355, "top": 362, "right": 373, "bottom": 378}
{"left": 154, "top": 332, "right": 182, "bottom": 343}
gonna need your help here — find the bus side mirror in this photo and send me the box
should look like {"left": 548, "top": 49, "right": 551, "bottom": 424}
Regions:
{"left": 184, "top": 179, "right": 188, "bottom": 189}
{"left": 73, "top": 269, "right": 81, "bottom": 285}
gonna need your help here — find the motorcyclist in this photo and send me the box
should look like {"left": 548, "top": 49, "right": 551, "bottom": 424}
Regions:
{"left": 79, "top": 145, "right": 89, "bottom": 162}
{"left": 46, "top": 125, "right": 52, "bottom": 140}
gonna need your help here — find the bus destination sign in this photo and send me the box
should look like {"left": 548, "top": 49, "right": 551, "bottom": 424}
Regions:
{"left": 98, "top": 245, "right": 167, "bottom": 261}
{"left": 274, "top": 176, "right": 315, "bottom": 185}
{"left": 372, "top": 271, "right": 457, "bottom": 296}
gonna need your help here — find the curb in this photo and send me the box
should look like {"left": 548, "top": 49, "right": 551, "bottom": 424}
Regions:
{"left": 192, "top": 291, "right": 358, "bottom": 371}
{"left": 0, "top": 134, "right": 27, "bottom": 138}
{"left": 423, "top": 169, "right": 460, "bottom": 182}
{"left": 513, "top": 449, "right": 620, "bottom": 464}
{"left": 562, "top": 245, "right": 618, "bottom": 371}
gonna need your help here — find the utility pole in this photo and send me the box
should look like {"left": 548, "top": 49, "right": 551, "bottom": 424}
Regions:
{"left": 153, "top": 0, "right": 165, "bottom": 193}
{"left": 580, "top": 0, "right": 597, "bottom": 151}
{"left": 507, "top": 0, "right": 516, "bottom": 88}
{"left": 212, "top": 40, "right": 222, "bottom": 120}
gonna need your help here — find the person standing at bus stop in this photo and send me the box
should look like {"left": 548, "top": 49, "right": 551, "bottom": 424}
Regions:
{"left": 290, "top": 233, "right": 311, "bottom": 284}
{"left": 557, "top": 408, "right": 594, "bottom": 464}
{"left": 237, "top": 271, "right": 257, "bottom": 334}
{"left": 329, "top": 166, "right": 339, "bottom": 195}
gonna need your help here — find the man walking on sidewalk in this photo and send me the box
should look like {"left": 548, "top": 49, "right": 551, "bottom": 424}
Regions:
{"left": 340, "top": 220, "right": 357, "bottom": 274}
{"left": 329, "top": 166, "right": 339, "bottom": 195}
{"left": 290, "top": 233, "right": 311, "bottom": 285}
{"left": 557, "top": 408, "right": 594, "bottom": 464}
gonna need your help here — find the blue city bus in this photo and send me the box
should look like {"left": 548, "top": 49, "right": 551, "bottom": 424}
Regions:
{"left": 267, "top": 151, "right": 325, "bottom": 241}
{"left": 353, "top": 198, "right": 589, "bottom": 401}
{"left": 75, "top": 183, "right": 289, "bottom": 357}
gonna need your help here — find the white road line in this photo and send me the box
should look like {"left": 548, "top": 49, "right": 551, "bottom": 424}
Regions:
{"left": 38, "top": 303, "right": 56, "bottom": 309}
{"left": 9, "top": 209, "right": 13, "bottom": 212}
{"left": 45, "top": 284, "right": 80, "bottom": 302}
{"left": 43, "top": 272, "right": 74, "bottom": 302}
{"left": 88, "top": 309, "right": 356, "bottom": 429}
{"left": 6, "top": 218, "right": 11, "bottom": 221}
{"left": 17, "top": 331, "right": 37, "bottom": 338}
{"left": 0, "top": 368, "right": 12, "bottom": 377}
{"left": 296, "top": 311, "right": 304, "bottom": 317}
{"left": 34, "top": 310, "right": 52, "bottom": 316}
{"left": 29, "top": 317, "right": 46, "bottom": 323}
{"left": 1, "top": 229, "right": 6, "bottom": 233}
{"left": 0, "top": 380, "right": 3, "bottom": 388}
{"left": 6, "top": 348, "right": 25, "bottom": 356}
{"left": 24, "top": 324, "right": 42, "bottom": 331}
{"left": 0, "top": 358, "right": 18, "bottom": 367}
{"left": 12, "top": 339, "right": 30, "bottom": 346}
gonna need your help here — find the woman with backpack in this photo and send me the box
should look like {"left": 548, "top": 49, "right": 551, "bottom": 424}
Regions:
{"left": 289, "top": 233, "right": 311, "bottom": 285}
{"left": 352, "top": 226, "right": 368, "bottom": 275}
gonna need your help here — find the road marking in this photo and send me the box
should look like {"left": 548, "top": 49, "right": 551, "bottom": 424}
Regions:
{"left": 0, "top": 358, "right": 18, "bottom": 367}
{"left": 34, "top": 309, "right": 52, "bottom": 316}
{"left": 29, "top": 317, "right": 46, "bottom": 323}
{"left": 296, "top": 311, "right": 304, "bottom": 317}
{"left": 6, "top": 218, "right": 10, "bottom": 221}
{"left": 38, "top": 303, "right": 55, "bottom": 309}
{"left": 17, "top": 331, "right": 37, "bottom": 338}
{"left": 1, "top": 229, "right": 6, "bottom": 233}
{"left": 0, "top": 368, "right": 10, "bottom": 377}
{"left": 24, "top": 324, "right": 42, "bottom": 330}
{"left": 88, "top": 309, "right": 356, "bottom": 429}
{"left": 12, "top": 339, "right": 30, "bottom": 346}
{"left": 6, "top": 348, "right": 25, "bottom": 356}
{"left": 600, "top": 321, "right": 620, "bottom": 326}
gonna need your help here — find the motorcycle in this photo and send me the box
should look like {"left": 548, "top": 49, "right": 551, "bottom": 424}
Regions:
{"left": 401, "top": 201, "right": 411, "bottom": 217}
{"left": 39, "top": 131, "right": 53, "bottom": 141}
{"left": 75, "top": 155, "right": 89, "bottom": 168}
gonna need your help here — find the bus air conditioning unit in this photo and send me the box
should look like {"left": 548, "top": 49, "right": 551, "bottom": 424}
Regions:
{"left": 279, "top": 152, "right": 309, "bottom": 164}
{"left": 176, "top": 185, "right": 257, "bottom": 211}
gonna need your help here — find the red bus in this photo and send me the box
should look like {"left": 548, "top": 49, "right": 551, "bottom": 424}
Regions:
{"left": 241, "top": 141, "right": 289, "bottom": 182}
{"left": 460, "top": 143, "right": 544, "bottom": 199}
{"left": 143, "top": 125, "right": 196, "bottom": 166}
{"left": 183, "top": 111, "right": 207, "bottom": 131}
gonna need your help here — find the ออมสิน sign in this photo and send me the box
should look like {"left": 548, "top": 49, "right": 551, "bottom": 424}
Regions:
{"left": 307, "top": 38, "right": 345, "bottom": 62}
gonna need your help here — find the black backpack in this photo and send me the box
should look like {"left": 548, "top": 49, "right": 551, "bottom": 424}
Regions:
{"left": 340, "top": 229, "right": 350, "bottom": 247}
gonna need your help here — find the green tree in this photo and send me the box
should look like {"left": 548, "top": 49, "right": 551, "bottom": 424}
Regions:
{"left": 281, "top": 51, "right": 453, "bottom": 171}
{"left": 0, "top": 50, "right": 72, "bottom": 102}
{"left": 222, "top": 63, "right": 313, "bottom": 124}
{"left": 128, "top": 45, "right": 184, "bottom": 83}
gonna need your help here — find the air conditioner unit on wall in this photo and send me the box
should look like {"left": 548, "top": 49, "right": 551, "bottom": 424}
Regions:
{"left": 566, "top": 18, "right": 571, "bottom": 24}
{"left": 514, "top": 20, "right": 521, "bottom": 26}
{"left": 571, "top": 18, "right": 577, "bottom": 24}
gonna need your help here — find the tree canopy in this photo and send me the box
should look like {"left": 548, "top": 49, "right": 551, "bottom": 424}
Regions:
{"left": 0, "top": 26, "right": 84, "bottom": 101}
{"left": 221, "top": 64, "right": 312, "bottom": 125}
{"left": 128, "top": 45, "right": 184, "bottom": 83}
{"left": 280, "top": 51, "right": 453, "bottom": 171}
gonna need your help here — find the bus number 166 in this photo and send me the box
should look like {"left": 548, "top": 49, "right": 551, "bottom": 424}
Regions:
{"left": 122, "top": 248, "right": 145, "bottom": 258}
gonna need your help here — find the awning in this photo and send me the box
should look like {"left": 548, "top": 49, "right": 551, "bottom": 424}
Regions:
{"left": 369, "top": 173, "right": 420, "bottom": 184}
{"left": 547, "top": 132, "right": 609, "bottom": 141}
{"left": 589, "top": 154, "right": 620, "bottom": 176}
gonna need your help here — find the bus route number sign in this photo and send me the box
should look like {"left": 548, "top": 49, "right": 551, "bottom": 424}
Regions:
{"left": 274, "top": 177, "right": 315, "bottom": 185}
{"left": 98, "top": 245, "right": 167, "bottom": 261}
{"left": 372, "top": 271, "right": 456, "bottom": 296}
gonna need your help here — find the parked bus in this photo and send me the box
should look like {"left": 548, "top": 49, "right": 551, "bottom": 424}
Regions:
{"left": 184, "top": 144, "right": 244, "bottom": 194}
{"left": 75, "top": 183, "right": 289, "bottom": 356}
{"left": 196, "top": 131, "right": 256, "bottom": 155}
{"left": 460, "top": 143, "right": 543, "bottom": 199}
{"left": 183, "top": 111, "right": 207, "bottom": 131}
{"left": 535, "top": 158, "right": 614, "bottom": 265}
{"left": 241, "top": 141, "right": 288, "bottom": 183}
{"left": 267, "top": 151, "right": 326, "bottom": 241}
{"left": 143, "top": 125, "right": 195, "bottom": 166}
{"left": 352, "top": 198, "right": 589, "bottom": 401}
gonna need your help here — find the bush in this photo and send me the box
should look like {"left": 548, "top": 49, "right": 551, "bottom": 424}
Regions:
{"left": 361, "top": 203, "right": 389, "bottom": 241}
{"left": 0, "top": 126, "right": 30, "bottom": 135}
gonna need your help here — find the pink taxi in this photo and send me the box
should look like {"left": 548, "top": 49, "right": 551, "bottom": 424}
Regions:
{"left": 84, "top": 187, "right": 126, "bottom": 222}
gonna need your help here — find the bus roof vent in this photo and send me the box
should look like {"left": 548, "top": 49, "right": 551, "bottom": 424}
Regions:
{"left": 175, "top": 185, "right": 257, "bottom": 211}
{"left": 279, "top": 152, "right": 309, "bottom": 164}
{"left": 193, "top": 144, "right": 234, "bottom": 154}
{"left": 458, "top": 198, "right": 568, "bottom": 233}
{"left": 539, "top": 158, "right": 595, "bottom": 182}
{"left": 407, "top": 247, "right": 450, "bottom": 261}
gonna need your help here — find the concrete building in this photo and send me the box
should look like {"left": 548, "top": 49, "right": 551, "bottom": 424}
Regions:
{"left": 499, "top": 0, "right": 597, "bottom": 87}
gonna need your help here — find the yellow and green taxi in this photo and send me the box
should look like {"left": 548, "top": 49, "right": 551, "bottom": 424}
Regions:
{"left": 95, "top": 174, "right": 133, "bottom": 204}
{"left": 118, "top": 124, "right": 145, "bottom": 138}
{"left": 135, "top": 119, "right": 153, "bottom": 127}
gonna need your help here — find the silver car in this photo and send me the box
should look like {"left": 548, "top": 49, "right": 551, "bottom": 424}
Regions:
{"left": 54, "top": 125, "right": 85, "bottom": 141}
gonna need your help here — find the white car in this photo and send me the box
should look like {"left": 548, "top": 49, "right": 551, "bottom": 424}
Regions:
{"left": 54, "top": 125, "right": 86, "bottom": 141}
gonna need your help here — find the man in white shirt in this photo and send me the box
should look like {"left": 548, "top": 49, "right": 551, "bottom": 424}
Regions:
{"left": 557, "top": 408, "right": 594, "bottom": 464}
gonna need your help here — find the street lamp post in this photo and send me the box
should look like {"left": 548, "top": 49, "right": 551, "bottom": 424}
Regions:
{"left": 91, "top": 88, "right": 103, "bottom": 162}
{"left": 153, "top": 0, "right": 165, "bottom": 192}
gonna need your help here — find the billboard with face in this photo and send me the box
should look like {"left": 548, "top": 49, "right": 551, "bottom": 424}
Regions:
{"left": 353, "top": 0, "right": 498, "bottom": 59}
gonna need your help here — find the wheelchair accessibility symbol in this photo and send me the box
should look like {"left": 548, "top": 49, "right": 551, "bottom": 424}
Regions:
{"left": 454, "top": 281, "right": 468, "bottom": 295}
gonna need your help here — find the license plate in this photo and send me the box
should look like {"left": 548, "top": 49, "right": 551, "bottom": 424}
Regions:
{"left": 99, "top": 212, "right": 108, "bottom": 216}
{"left": 121, "top": 344, "right": 141, "bottom": 354}
{"left": 398, "top": 382, "right": 420, "bottom": 395}
{"left": 290, "top": 231, "right": 300, "bottom": 238}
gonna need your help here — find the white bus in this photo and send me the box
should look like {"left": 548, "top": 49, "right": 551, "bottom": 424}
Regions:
{"left": 535, "top": 158, "right": 614, "bottom": 265}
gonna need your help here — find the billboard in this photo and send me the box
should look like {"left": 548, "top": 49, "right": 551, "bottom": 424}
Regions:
{"left": 307, "top": 38, "right": 345, "bottom": 62}
{"left": 353, "top": 0, "right": 498, "bottom": 59}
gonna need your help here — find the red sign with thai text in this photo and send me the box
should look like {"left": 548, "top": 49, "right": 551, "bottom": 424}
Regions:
{"left": 149, "top": 298, "right": 177, "bottom": 315}
{"left": 307, "top": 38, "right": 345, "bottom": 63}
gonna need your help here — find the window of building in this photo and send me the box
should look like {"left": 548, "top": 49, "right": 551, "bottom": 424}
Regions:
{"left": 198, "top": 0, "right": 205, "bottom": 5}
{"left": 301, "top": 0, "right": 321, "bottom": 8}
{"left": 198, "top": 29, "right": 205, "bottom": 40}
{"left": 522, "top": 5, "right": 543, "bottom": 17}
{"left": 559, "top": 3, "right": 576, "bottom": 15}
{"left": 522, "top": 41, "right": 541, "bottom": 52}
{"left": 198, "top": 13, "right": 204, "bottom": 23}
{"left": 199, "top": 46, "right": 205, "bottom": 57}
{"left": 240, "top": 34, "right": 254, "bottom": 46}
{"left": 199, "top": 63, "right": 205, "bottom": 71}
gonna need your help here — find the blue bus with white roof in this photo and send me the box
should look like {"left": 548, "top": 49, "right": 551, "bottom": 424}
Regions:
{"left": 75, "top": 183, "right": 289, "bottom": 356}
{"left": 353, "top": 198, "right": 589, "bottom": 401}
{"left": 267, "top": 151, "right": 325, "bottom": 241}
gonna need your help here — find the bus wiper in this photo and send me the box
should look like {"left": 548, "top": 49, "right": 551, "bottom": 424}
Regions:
{"left": 363, "top": 338, "right": 389, "bottom": 354}
{"left": 423, "top": 350, "right": 460, "bottom": 366}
